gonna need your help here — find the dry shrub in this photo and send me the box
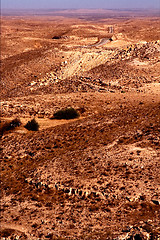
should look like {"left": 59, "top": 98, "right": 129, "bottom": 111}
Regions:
{"left": 0, "top": 118, "right": 21, "bottom": 136}
{"left": 0, "top": 228, "right": 15, "bottom": 237}
{"left": 24, "top": 119, "right": 39, "bottom": 131}
{"left": 52, "top": 36, "right": 61, "bottom": 39}
{"left": 51, "top": 107, "right": 79, "bottom": 120}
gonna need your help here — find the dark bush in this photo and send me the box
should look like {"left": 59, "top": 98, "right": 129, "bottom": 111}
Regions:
{"left": 0, "top": 118, "right": 21, "bottom": 136}
{"left": 0, "top": 228, "right": 15, "bottom": 237}
{"left": 52, "top": 107, "right": 79, "bottom": 120}
{"left": 24, "top": 119, "right": 39, "bottom": 131}
{"left": 52, "top": 36, "right": 61, "bottom": 39}
{"left": 9, "top": 118, "right": 21, "bottom": 128}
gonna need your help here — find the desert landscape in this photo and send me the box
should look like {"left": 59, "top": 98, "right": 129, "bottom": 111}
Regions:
{"left": 0, "top": 9, "right": 160, "bottom": 240}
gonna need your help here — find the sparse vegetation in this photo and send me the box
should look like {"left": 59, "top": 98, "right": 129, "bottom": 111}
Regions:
{"left": 1, "top": 13, "right": 160, "bottom": 240}
{"left": 24, "top": 118, "right": 39, "bottom": 131}
{"left": 0, "top": 228, "right": 27, "bottom": 239}
{"left": 52, "top": 36, "right": 62, "bottom": 39}
{"left": 51, "top": 107, "right": 79, "bottom": 120}
{"left": 0, "top": 118, "right": 21, "bottom": 136}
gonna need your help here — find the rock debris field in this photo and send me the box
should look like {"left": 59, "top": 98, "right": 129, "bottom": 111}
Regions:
{"left": 0, "top": 9, "right": 160, "bottom": 240}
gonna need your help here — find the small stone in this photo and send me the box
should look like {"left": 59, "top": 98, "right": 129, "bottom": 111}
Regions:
{"left": 122, "top": 226, "right": 132, "bottom": 232}
{"left": 71, "top": 188, "right": 76, "bottom": 194}
{"left": 151, "top": 200, "right": 160, "bottom": 205}
{"left": 126, "top": 196, "right": 131, "bottom": 202}
{"left": 48, "top": 184, "right": 54, "bottom": 189}
{"left": 140, "top": 195, "right": 146, "bottom": 201}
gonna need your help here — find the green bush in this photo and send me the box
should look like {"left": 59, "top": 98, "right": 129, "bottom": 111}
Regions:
{"left": 52, "top": 107, "right": 79, "bottom": 120}
{"left": 24, "top": 119, "right": 39, "bottom": 131}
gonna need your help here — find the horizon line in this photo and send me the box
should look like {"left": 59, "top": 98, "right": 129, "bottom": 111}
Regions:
{"left": 1, "top": 7, "right": 160, "bottom": 10}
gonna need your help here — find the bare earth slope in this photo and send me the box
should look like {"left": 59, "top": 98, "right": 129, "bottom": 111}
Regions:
{"left": 0, "top": 10, "right": 160, "bottom": 240}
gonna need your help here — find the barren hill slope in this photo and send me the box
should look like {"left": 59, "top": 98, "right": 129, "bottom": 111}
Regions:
{"left": 1, "top": 13, "right": 160, "bottom": 239}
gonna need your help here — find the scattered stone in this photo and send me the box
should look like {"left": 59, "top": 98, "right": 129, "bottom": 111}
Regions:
{"left": 151, "top": 200, "right": 160, "bottom": 205}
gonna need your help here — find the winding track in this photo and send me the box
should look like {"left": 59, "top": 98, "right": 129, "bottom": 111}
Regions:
{"left": 90, "top": 38, "right": 111, "bottom": 47}
{"left": 79, "top": 37, "right": 111, "bottom": 48}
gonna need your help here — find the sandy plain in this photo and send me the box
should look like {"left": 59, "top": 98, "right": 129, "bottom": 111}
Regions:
{"left": 0, "top": 9, "right": 160, "bottom": 240}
